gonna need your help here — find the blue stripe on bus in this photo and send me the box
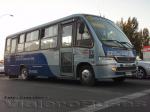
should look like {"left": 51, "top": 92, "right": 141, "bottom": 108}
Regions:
{"left": 102, "top": 45, "right": 135, "bottom": 57}
{"left": 5, "top": 53, "right": 56, "bottom": 77}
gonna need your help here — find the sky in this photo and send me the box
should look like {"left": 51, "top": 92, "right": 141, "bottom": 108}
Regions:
{"left": 0, "top": 0, "right": 150, "bottom": 60}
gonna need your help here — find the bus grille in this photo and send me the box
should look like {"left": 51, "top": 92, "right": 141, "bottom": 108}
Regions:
{"left": 116, "top": 67, "right": 136, "bottom": 72}
{"left": 114, "top": 57, "right": 135, "bottom": 63}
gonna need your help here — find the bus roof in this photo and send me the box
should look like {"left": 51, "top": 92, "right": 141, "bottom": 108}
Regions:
{"left": 6, "top": 14, "right": 110, "bottom": 39}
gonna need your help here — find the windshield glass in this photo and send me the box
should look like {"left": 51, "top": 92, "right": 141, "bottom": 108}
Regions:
{"left": 85, "top": 15, "right": 132, "bottom": 48}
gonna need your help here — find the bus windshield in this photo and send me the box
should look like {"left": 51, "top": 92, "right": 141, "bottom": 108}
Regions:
{"left": 85, "top": 15, "right": 133, "bottom": 48}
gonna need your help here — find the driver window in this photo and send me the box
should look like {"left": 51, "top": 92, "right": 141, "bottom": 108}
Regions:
{"left": 76, "top": 21, "right": 93, "bottom": 47}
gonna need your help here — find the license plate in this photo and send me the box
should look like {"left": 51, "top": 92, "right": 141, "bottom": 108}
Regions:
{"left": 126, "top": 72, "right": 132, "bottom": 76}
{"left": 123, "top": 64, "right": 132, "bottom": 67}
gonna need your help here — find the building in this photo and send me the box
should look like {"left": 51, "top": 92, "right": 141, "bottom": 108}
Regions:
{"left": 142, "top": 39, "right": 150, "bottom": 61}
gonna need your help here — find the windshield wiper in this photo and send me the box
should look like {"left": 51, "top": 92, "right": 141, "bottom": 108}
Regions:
{"left": 119, "top": 42, "right": 133, "bottom": 49}
{"left": 102, "top": 39, "right": 127, "bottom": 49}
{"left": 102, "top": 39, "right": 134, "bottom": 50}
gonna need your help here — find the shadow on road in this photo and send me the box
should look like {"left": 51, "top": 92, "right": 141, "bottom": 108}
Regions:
{"left": 8, "top": 77, "right": 150, "bottom": 89}
{"left": 1, "top": 76, "right": 150, "bottom": 91}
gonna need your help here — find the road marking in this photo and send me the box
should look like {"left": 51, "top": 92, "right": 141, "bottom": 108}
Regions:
{"left": 72, "top": 88, "right": 150, "bottom": 112}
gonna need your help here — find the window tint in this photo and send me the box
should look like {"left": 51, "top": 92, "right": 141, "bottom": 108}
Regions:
{"left": 25, "top": 40, "right": 39, "bottom": 51}
{"left": 26, "top": 30, "right": 39, "bottom": 42}
{"left": 6, "top": 38, "right": 11, "bottom": 53}
{"left": 62, "top": 25, "right": 72, "bottom": 47}
{"left": 76, "top": 22, "right": 93, "bottom": 47}
{"left": 10, "top": 39, "right": 17, "bottom": 53}
{"left": 41, "top": 37, "right": 57, "bottom": 49}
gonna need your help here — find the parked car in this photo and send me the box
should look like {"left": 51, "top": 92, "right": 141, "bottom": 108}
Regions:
{"left": 136, "top": 60, "right": 150, "bottom": 79}
{"left": 0, "top": 63, "right": 4, "bottom": 74}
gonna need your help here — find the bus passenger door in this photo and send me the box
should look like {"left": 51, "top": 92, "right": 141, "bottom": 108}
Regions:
{"left": 60, "top": 22, "right": 74, "bottom": 77}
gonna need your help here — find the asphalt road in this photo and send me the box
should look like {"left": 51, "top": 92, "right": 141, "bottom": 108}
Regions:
{"left": 0, "top": 75, "right": 150, "bottom": 112}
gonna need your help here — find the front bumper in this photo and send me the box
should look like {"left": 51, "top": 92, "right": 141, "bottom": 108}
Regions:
{"left": 93, "top": 63, "right": 136, "bottom": 79}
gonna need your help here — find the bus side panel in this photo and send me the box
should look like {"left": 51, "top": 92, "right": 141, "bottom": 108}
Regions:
{"left": 40, "top": 50, "right": 60, "bottom": 77}
{"left": 74, "top": 47, "right": 95, "bottom": 75}
{"left": 5, "top": 49, "right": 60, "bottom": 77}
{"left": 16, "top": 52, "right": 53, "bottom": 76}
{"left": 4, "top": 55, "right": 20, "bottom": 76}
{"left": 14, "top": 50, "right": 60, "bottom": 77}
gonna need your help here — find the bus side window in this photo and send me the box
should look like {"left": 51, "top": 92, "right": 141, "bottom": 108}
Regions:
{"left": 41, "top": 29, "right": 45, "bottom": 38}
{"left": 17, "top": 34, "right": 25, "bottom": 52}
{"left": 25, "top": 30, "right": 40, "bottom": 51}
{"left": 62, "top": 25, "right": 72, "bottom": 47}
{"left": 5, "top": 38, "right": 11, "bottom": 54}
{"left": 10, "top": 38, "right": 17, "bottom": 53}
{"left": 76, "top": 21, "right": 93, "bottom": 47}
{"left": 41, "top": 25, "right": 58, "bottom": 49}
{"left": 26, "top": 30, "right": 39, "bottom": 42}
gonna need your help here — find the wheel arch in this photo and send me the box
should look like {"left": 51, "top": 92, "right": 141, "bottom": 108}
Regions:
{"left": 19, "top": 65, "right": 27, "bottom": 75}
{"left": 76, "top": 62, "right": 94, "bottom": 78}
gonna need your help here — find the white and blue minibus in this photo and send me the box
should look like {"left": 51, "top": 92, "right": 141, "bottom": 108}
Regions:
{"left": 4, "top": 14, "right": 136, "bottom": 85}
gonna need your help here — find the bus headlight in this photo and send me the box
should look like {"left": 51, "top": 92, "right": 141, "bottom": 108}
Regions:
{"left": 112, "top": 67, "right": 117, "bottom": 72}
{"left": 99, "top": 57, "right": 117, "bottom": 64}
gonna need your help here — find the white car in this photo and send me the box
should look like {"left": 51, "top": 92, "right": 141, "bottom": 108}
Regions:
{"left": 136, "top": 60, "right": 150, "bottom": 79}
{"left": 0, "top": 63, "right": 4, "bottom": 74}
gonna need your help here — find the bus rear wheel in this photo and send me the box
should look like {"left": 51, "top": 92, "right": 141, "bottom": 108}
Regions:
{"left": 20, "top": 68, "right": 29, "bottom": 80}
{"left": 79, "top": 66, "right": 95, "bottom": 86}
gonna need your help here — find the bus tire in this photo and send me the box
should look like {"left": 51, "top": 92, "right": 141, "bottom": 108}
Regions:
{"left": 113, "top": 77, "right": 125, "bottom": 83}
{"left": 79, "top": 65, "right": 95, "bottom": 86}
{"left": 20, "top": 67, "right": 29, "bottom": 80}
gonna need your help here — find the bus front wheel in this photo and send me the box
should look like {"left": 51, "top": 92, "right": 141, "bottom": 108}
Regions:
{"left": 79, "top": 66, "right": 95, "bottom": 86}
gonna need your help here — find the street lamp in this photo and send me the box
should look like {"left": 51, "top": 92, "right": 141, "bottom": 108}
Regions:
{"left": 0, "top": 14, "right": 14, "bottom": 18}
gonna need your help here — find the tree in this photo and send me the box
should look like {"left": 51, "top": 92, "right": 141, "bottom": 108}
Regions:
{"left": 142, "top": 28, "right": 149, "bottom": 46}
{"left": 117, "top": 17, "right": 149, "bottom": 58}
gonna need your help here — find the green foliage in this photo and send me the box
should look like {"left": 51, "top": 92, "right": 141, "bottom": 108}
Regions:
{"left": 117, "top": 17, "right": 150, "bottom": 58}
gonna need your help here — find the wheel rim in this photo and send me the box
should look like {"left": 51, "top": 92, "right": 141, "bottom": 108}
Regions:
{"left": 137, "top": 69, "right": 144, "bottom": 79}
{"left": 21, "top": 69, "right": 28, "bottom": 80}
{"left": 81, "top": 69, "right": 91, "bottom": 81}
